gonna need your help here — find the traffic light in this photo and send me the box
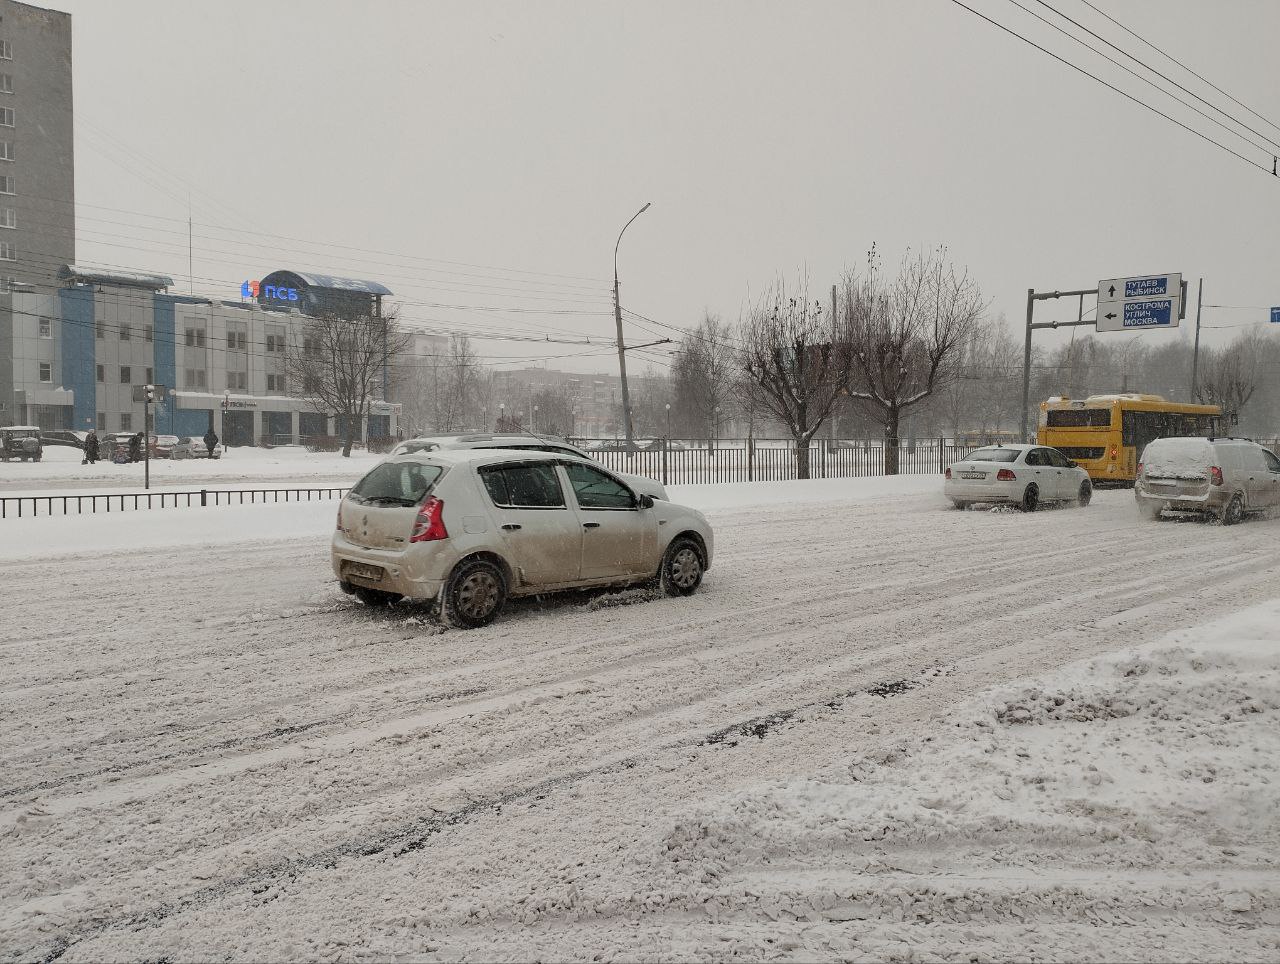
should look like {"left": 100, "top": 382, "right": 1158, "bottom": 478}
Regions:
{"left": 144, "top": 384, "right": 155, "bottom": 403}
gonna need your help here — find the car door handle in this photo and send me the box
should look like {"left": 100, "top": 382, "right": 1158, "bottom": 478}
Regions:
{"left": 501, "top": 523, "right": 521, "bottom": 531}
{"left": 583, "top": 522, "right": 601, "bottom": 529}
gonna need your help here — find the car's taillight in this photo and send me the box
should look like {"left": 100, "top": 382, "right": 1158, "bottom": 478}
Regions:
{"left": 409, "top": 496, "right": 448, "bottom": 543}
{"left": 1136, "top": 461, "right": 1143, "bottom": 477}
{"left": 996, "top": 468, "right": 1016, "bottom": 481}
{"left": 944, "top": 467, "right": 951, "bottom": 479}
{"left": 1209, "top": 466, "right": 1224, "bottom": 486}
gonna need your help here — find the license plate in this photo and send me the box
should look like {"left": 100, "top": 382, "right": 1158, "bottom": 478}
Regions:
{"left": 960, "top": 471, "right": 986, "bottom": 480}
{"left": 344, "top": 562, "right": 385, "bottom": 582}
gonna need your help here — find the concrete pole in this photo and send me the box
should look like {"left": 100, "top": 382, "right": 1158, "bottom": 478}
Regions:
{"left": 1190, "top": 279, "right": 1203, "bottom": 400}
{"left": 613, "top": 203, "right": 650, "bottom": 450}
{"left": 1020, "top": 289, "right": 1034, "bottom": 442}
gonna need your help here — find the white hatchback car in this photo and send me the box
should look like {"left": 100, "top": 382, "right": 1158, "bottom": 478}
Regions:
{"left": 944, "top": 444, "right": 1092, "bottom": 511}
{"left": 390, "top": 432, "right": 668, "bottom": 501}
{"left": 332, "top": 449, "right": 714, "bottom": 628}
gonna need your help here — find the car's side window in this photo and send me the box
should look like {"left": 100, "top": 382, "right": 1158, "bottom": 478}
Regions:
{"left": 1049, "top": 449, "right": 1071, "bottom": 468}
{"left": 564, "top": 463, "right": 636, "bottom": 510}
{"left": 1024, "top": 449, "right": 1042, "bottom": 466}
{"left": 1262, "top": 449, "right": 1280, "bottom": 473}
{"left": 480, "top": 464, "right": 565, "bottom": 509}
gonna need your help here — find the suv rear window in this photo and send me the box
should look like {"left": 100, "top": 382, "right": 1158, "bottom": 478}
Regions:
{"left": 480, "top": 463, "right": 565, "bottom": 508}
{"left": 967, "top": 447, "right": 1020, "bottom": 463}
{"left": 1046, "top": 409, "right": 1111, "bottom": 427}
{"left": 350, "top": 462, "right": 442, "bottom": 506}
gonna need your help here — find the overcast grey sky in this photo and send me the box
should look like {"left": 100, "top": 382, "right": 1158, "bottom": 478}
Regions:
{"left": 53, "top": 0, "right": 1280, "bottom": 375}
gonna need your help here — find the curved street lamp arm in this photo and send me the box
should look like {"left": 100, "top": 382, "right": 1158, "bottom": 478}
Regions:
{"left": 614, "top": 202, "right": 652, "bottom": 280}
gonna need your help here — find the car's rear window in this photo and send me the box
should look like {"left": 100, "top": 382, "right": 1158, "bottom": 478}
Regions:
{"left": 967, "top": 447, "right": 1020, "bottom": 463}
{"left": 350, "top": 462, "right": 443, "bottom": 506}
{"left": 1046, "top": 408, "right": 1111, "bottom": 427}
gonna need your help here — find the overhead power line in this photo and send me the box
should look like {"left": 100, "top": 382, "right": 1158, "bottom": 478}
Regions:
{"left": 1077, "top": 0, "right": 1280, "bottom": 141}
{"left": 946, "top": 0, "right": 1277, "bottom": 176}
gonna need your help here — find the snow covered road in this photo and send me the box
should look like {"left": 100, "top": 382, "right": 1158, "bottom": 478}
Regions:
{"left": 2, "top": 481, "right": 1278, "bottom": 961}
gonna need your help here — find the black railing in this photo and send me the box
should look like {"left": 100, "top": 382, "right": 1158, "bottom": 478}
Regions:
{"left": 0, "top": 486, "right": 350, "bottom": 519}
{"left": 586, "top": 439, "right": 980, "bottom": 486}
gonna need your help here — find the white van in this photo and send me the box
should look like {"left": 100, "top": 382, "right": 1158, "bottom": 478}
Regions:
{"left": 1135, "top": 437, "right": 1280, "bottom": 524}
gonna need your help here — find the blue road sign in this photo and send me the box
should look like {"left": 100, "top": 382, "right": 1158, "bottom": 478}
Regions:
{"left": 1272, "top": 307, "right": 1280, "bottom": 323}
{"left": 1123, "top": 299, "right": 1173, "bottom": 328}
{"left": 1124, "top": 276, "right": 1171, "bottom": 298}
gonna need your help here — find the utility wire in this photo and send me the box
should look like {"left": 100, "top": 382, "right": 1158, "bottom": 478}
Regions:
{"left": 946, "top": 0, "right": 1276, "bottom": 175}
{"left": 1077, "top": 0, "right": 1280, "bottom": 141}
{"left": 1008, "top": 0, "right": 1280, "bottom": 157}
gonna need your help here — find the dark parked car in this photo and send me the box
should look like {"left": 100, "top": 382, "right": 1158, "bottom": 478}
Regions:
{"left": 0, "top": 425, "right": 43, "bottom": 462}
{"left": 42, "top": 430, "right": 88, "bottom": 450}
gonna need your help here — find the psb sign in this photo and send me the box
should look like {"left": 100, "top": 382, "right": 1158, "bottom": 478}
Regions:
{"left": 241, "top": 280, "right": 300, "bottom": 302}
{"left": 1097, "top": 272, "right": 1183, "bottom": 333}
{"left": 1272, "top": 307, "right": 1280, "bottom": 324}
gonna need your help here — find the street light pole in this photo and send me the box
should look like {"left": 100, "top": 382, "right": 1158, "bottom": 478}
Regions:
{"left": 613, "top": 202, "right": 650, "bottom": 452}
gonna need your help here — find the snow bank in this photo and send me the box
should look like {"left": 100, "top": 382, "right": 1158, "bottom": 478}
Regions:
{"left": 0, "top": 474, "right": 943, "bottom": 562}
{"left": 659, "top": 600, "right": 1280, "bottom": 961}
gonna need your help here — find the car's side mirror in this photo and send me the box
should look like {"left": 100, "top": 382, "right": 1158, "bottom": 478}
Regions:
{"left": 638, "top": 494, "right": 655, "bottom": 509}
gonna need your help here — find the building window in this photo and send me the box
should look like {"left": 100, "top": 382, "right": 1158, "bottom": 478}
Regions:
{"left": 96, "top": 412, "right": 106, "bottom": 431}
{"left": 145, "top": 324, "right": 153, "bottom": 342}
{"left": 120, "top": 413, "right": 132, "bottom": 431}
{"left": 0, "top": 107, "right": 14, "bottom": 128}
{"left": 0, "top": 74, "right": 12, "bottom": 94}
{"left": 265, "top": 374, "right": 288, "bottom": 393}
{"left": 0, "top": 207, "right": 14, "bottom": 228}
{"left": 0, "top": 175, "right": 14, "bottom": 194}
{"left": 96, "top": 321, "right": 105, "bottom": 339}
{"left": 0, "top": 241, "right": 13, "bottom": 260}
{"left": 227, "top": 329, "right": 247, "bottom": 350}
{"left": 119, "top": 324, "right": 131, "bottom": 341}
{"left": 38, "top": 362, "right": 50, "bottom": 382}
{"left": 0, "top": 142, "right": 12, "bottom": 162}
{"left": 185, "top": 368, "right": 207, "bottom": 389}
{"left": 38, "top": 316, "right": 51, "bottom": 338}
{"left": 184, "top": 325, "right": 206, "bottom": 348}
{"left": 120, "top": 366, "right": 131, "bottom": 384}
{"left": 145, "top": 367, "right": 153, "bottom": 384}
{"left": 227, "top": 370, "right": 247, "bottom": 391}
{"left": 96, "top": 364, "right": 104, "bottom": 382}
{"left": 0, "top": 41, "right": 11, "bottom": 61}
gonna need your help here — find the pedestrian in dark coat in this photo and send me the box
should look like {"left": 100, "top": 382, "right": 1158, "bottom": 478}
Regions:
{"left": 84, "top": 430, "right": 100, "bottom": 465}
{"left": 129, "top": 433, "right": 143, "bottom": 463}
{"left": 203, "top": 427, "right": 219, "bottom": 458}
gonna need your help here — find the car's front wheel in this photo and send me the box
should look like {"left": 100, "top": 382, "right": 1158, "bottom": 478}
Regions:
{"left": 1076, "top": 480, "right": 1092, "bottom": 507}
{"left": 1020, "top": 484, "right": 1039, "bottom": 513}
{"left": 441, "top": 558, "right": 508, "bottom": 629}
{"left": 659, "top": 537, "right": 704, "bottom": 597}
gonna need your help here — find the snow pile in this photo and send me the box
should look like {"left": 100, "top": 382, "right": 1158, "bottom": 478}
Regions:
{"left": 659, "top": 602, "right": 1280, "bottom": 961}
{"left": 1140, "top": 436, "right": 1213, "bottom": 476}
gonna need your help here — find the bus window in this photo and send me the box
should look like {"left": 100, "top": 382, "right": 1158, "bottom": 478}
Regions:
{"left": 1046, "top": 409, "right": 1111, "bottom": 428}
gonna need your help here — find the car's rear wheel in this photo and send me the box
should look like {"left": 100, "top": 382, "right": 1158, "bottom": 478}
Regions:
{"left": 441, "top": 558, "right": 507, "bottom": 629}
{"left": 1076, "top": 480, "right": 1092, "bottom": 507}
{"left": 353, "top": 586, "right": 398, "bottom": 607}
{"left": 1220, "top": 493, "right": 1245, "bottom": 526}
{"left": 950, "top": 500, "right": 969, "bottom": 510}
{"left": 1020, "top": 484, "right": 1039, "bottom": 513}
{"left": 1137, "top": 498, "right": 1163, "bottom": 521}
{"left": 660, "top": 537, "right": 704, "bottom": 597}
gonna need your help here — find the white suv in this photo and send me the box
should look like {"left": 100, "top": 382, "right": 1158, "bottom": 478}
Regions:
{"left": 331, "top": 449, "right": 714, "bottom": 628}
{"left": 390, "top": 433, "right": 668, "bottom": 500}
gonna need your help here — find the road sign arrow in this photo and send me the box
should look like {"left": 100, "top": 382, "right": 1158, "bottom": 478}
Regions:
{"left": 1105, "top": 312, "right": 1117, "bottom": 320}
{"left": 1108, "top": 285, "right": 1116, "bottom": 297}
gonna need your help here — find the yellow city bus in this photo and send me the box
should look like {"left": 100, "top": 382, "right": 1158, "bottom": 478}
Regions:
{"left": 1038, "top": 394, "right": 1223, "bottom": 485}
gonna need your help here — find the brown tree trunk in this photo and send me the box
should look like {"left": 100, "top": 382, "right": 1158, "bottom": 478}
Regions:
{"left": 796, "top": 438, "right": 811, "bottom": 479}
{"left": 884, "top": 409, "right": 901, "bottom": 475}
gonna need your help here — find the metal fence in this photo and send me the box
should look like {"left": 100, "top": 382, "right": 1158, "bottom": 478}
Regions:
{"left": 0, "top": 486, "right": 349, "bottom": 519}
{"left": 586, "top": 439, "right": 977, "bottom": 486}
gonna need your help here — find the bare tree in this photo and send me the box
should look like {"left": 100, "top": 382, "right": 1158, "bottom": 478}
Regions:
{"left": 841, "top": 245, "right": 986, "bottom": 472}
{"left": 435, "top": 336, "right": 486, "bottom": 433}
{"left": 530, "top": 385, "right": 577, "bottom": 436}
{"left": 741, "top": 274, "right": 847, "bottom": 478}
{"left": 285, "top": 309, "right": 410, "bottom": 457}
{"left": 1196, "top": 332, "right": 1263, "bottom": 419}
{"left": 670, "top": 312, "right": 738, "bottom": 442}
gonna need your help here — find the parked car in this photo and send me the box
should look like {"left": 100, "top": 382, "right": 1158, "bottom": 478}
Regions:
{"left": 389, "top": 433, "right": 667, "bottom": 500}
{"left": 332, "top": 449, "right": 714, "bottom": 628}
{"left": 100, "top": 432, "right": 142, "bottom": 463}
{"left": 42, "top": 430, "right": 87, "bottom": 450}
{"left": 172, "top": 437, "right": 222, "bottom": 459}
{"left": 0, "top": 425, "right": 43, "bottom": 462}
{"left": 944, "top": 443, "right": 1092, "bottom": 511}
{"left": 1135, "top": 436, "right": 1280, "bottom": 524}
{"left": 148, "top": 434, "right": 181, "bottom": 458}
